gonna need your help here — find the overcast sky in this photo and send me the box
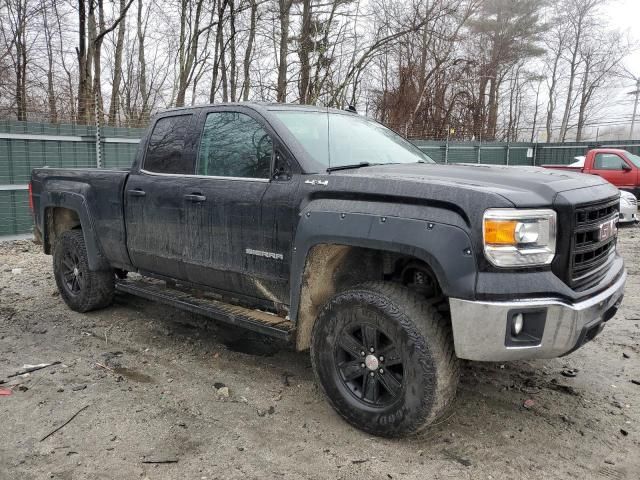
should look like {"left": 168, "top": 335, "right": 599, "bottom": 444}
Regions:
{"left": 607, "top": 0, "right": 640, "bottom": 72}
{"left": 603, "top": 0, "right": 640, "bottom": 123}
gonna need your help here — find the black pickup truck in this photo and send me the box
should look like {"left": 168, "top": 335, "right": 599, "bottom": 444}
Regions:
{"left": 30, "top": 103, "right": 626, "bottom": 437}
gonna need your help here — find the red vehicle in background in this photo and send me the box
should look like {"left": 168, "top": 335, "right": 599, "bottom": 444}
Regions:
{"left": 543, "top": 148, "right": 640, "bottom": 197}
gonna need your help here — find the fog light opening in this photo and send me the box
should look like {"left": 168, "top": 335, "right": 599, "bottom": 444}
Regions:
{"left": 512, "top": 313, "right": 524, "bottom": 336}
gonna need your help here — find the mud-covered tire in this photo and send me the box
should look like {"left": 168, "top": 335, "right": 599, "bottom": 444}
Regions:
{"left": 310, "top": 281, "right": 459, "bottom": 437}
{"left": 53, "top": 230, "right": 114, "bottom": 312}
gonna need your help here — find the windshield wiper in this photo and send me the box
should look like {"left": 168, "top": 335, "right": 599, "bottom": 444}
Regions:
{"left": 326, "top": 162, "right": 373, "bottom": 172}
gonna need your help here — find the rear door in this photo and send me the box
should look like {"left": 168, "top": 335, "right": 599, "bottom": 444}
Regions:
{"left": 591, "top": 152, "right": 635, "bottom": 189}
{"left": 124, "top": 113, "right": 197, "bottom": 279}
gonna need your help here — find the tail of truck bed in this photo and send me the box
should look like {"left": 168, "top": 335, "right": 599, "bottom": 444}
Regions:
{"left": 30, "top": 167, "right": 131, "bottom": 271}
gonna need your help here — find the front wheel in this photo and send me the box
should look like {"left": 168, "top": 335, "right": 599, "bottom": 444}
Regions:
{"left": 53, "top": 230, "right": 115, "bottom": 312}
{"left": 310, "top": 281, "right": 459, "bottom": 437}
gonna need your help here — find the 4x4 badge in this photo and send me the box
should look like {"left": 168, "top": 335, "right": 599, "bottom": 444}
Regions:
{"left": 305, "top": 179, "right": 328, "bottom": 186}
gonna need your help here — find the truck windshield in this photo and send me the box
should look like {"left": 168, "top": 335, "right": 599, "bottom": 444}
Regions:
{"left": 273, "top": 111, "right": 434, "bottom": 171}
{"left": 624, "top": 151, "right": 640, "bottom": 168}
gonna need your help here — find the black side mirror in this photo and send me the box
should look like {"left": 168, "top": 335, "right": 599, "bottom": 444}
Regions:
{"left": 622, "top": 162, "right": 632, "bottom": 171}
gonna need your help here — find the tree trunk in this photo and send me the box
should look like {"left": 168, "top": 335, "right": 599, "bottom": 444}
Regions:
{"left": 108, "top": 0, "right": 127, "bottom": 126}
{"left": 531, "top": 81, "right": 542, "bottom": 143}
{"left": 219, "top": 18, "right": 228, "bottom": 102}
{"left": 545, "top": 47, "right": 561, "bottom": 142}
{"left": 241, "top": 0, "right": 257, "bottom": 101}
{"left": 137, "top": 0, "right": 149, "bottom": 125}
{"left": 575, "top": 61, "right": 591, "bottom": 142}
{"left": 91, "top": 0, "right": 105, "bottom": 125}
{"left": 41, "top": 0, "right": 58, "bottom": 122}
{"left": 486, "top": 74, "right": 499, "bottom": 140}
{"left": 15, "top": 0, "right": 27, "bottom": 121}
{"left": 298, "top": 0, "right": 312, "bottom": 103}
{"left": 175, "top": 0, "right": 189, "bottom": 106}
{"left": 209, "top": 0, "right": 227, "bottom": 103}
{"left": 276, "top": 0, "right": 292, "bottom": 102}
{"left": 559, "top": 42, "right": 579, "bottom": 142}
{"left": 77, "top": 0, "right": 92, "bottom": 124}
{"left": 228, "top": 0, "right": 237, "bottom": 102}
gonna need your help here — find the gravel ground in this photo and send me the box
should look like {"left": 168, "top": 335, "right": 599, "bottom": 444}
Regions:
{"left": 0, "top": 230, "right": 639, "bottom": 480}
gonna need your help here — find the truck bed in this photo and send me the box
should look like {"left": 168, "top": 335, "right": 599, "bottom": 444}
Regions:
{"left": 31, "top": 167, "right": 131, "bottom": 269}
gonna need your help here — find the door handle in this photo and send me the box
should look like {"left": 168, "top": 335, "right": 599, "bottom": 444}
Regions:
{"left": 128, "top": 189, "right": 146, "bottom": 197}
{"left": 184, "top": 194, "right": 206, "bottom": 202}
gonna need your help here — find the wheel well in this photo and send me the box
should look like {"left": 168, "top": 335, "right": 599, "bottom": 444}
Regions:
{"left": 44, "top": 207, "right": 81, "bottom": 254}
{"left": 294, "top": 244, "right": 442, "bottom": 350}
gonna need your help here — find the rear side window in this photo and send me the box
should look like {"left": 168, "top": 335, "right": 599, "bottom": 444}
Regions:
{"left": 594, "top": 153, "right": 626, "bottom": 170}
{"left": 197, "top": 112, "right": 272, "bottom": 178}
{"left": 144, "top": 115, "right": 193, "bottom": 174}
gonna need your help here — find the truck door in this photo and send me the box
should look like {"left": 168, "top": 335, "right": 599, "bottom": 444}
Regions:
{"left": 124, "top": 113, "right": 197, "bottom": 279}
{"left": 181, "top": 108, "right": 298, "bottom": 307}
{"left": 592, "top": 152, "right": 635, "bottom": 189}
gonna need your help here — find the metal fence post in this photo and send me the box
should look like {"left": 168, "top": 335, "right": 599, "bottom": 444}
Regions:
{"left": 95, "top": 90, "right": 102, "bottom": 168}
{"left": 477, "top": 131, "right": 481, "bottom": 164}
{"left": 444, "top": 125, "right": 450, "bottom": 164}
{"left": 506, "top": 142, "right": 510, "bottom": 165}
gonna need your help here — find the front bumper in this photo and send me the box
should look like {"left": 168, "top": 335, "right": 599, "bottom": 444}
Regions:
{"left": 449, "top": 271, "right": 626, "bottom": 361}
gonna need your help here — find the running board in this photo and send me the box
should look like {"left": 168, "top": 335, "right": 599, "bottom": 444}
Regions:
{"left": 115, "top": 279, "right": 294, "bottom": 340}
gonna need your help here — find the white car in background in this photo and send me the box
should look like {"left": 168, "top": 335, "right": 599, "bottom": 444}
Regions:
{"left": 619, "top": 190, "right": 638, "bottom": 224}
{"left": 569, "top": 155, "right": 586, "bottom": 167}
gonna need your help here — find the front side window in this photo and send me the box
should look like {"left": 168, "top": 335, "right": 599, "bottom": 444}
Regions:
{"left": 273, "top": 111, "right": 434, "bottom": 171}
{"left": 197, "top": 112, "right": 272, "bottom": 179}
{"left": 594, "top": 153, "right": 627, "bottom": 170}
{"left": 622, "top": 151, "right": 640, "bottom": 168}
{"left": 144, "top": 114, "right": 193, "bottom": 174}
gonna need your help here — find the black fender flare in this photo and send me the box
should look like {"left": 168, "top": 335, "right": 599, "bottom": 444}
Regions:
{"left": 289, "top": 203, "right": 478, "bottom": 325}
{"left": 40, "top": 184, "right": 109, "bottom": 271}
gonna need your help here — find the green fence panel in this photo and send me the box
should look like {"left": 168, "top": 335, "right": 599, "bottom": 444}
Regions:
{"left": 102, "top": 142, "right": 138, "bottom": 169}
{"left": 479, "top": 146, "right": 505, "bottom": 165}
{"left": 508, "top": 146, "right": 533, "bottom": 166}
{"left": 0, "top": 190, "right": 30, "bottom": 237}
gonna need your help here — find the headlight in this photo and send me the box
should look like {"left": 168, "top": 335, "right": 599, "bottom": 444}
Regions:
{"left": 483, "top": 209, "right": 556, "bottom": 267}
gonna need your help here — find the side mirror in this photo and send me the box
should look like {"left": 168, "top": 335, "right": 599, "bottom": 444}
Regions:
{"left": 622, "top": 162, "right": 632, "bottom": 171}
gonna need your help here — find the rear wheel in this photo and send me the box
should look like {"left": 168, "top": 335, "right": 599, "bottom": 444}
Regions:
{"left": 310, "top": 281, "right": 459, "bottom": 437}
{"left": 53, "top": 230, "right": 114, "bottom": 312}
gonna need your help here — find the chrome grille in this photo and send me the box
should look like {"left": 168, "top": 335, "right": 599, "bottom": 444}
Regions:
{"left": 570, "top": 198, "right": 619, "bottom": 291}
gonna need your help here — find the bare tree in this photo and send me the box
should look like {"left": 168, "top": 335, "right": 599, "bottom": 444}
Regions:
{"left": 575, "top": 30, "right": 625, "bottom": 140}
{"left": 557, "top": 0, "right": 600, "bottom": 141}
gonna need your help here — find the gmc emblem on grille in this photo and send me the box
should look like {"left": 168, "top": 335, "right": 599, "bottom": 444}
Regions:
{"left": 598, "top": 218, "right": 617, "bottom": 242}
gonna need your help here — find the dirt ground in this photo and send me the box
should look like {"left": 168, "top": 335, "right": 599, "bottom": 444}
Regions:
{"left": 0, "top": 230, "right": 638, "bottom": 480}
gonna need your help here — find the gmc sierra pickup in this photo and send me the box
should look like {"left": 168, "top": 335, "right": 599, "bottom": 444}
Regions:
{"left": 30, "top": 103, "right": 626, "bottom": 437}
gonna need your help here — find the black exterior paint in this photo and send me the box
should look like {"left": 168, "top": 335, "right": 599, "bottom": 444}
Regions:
{"left": 30, "top": 102, "right": 624, "bottom": 324}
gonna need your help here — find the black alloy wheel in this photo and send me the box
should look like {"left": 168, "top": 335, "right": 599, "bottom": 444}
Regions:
{"left": 61, "top": 249, "right": 84, "bottom": 295}
{"left": 335, "top": 323, "right": 404, "bottom": 407}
